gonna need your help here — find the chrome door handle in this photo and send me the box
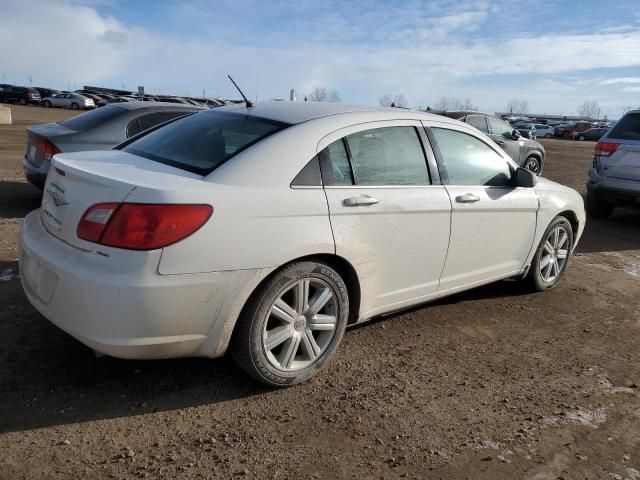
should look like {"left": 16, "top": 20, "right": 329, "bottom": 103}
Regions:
{"left": 455, "top": 193, "right": 480, "bottom": 203}
{"left": 343, "top": 195, "right": 379, "bottom": 207}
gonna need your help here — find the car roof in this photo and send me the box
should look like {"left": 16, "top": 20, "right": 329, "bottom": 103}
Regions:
{"left": 214, "top": 101, "right": 449, "bottom": 125}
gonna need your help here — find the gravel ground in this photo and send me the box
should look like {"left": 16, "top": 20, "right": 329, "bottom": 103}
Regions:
{"left": 0, "top": 105, "right": 639, "bottom": 480}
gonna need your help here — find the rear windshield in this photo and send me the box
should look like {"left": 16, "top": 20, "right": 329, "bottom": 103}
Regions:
{"left": 60, "top": 105, "right": 127, "bottom": 132}
{"left": 121, "top": 110, "right": 289, "bottom": 175}
{"left": 608, "top": 113, "right": 640, "bottom": 141}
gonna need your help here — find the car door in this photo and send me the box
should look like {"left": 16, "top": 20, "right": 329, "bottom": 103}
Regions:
{"left": 486, "top": 116, "right": 525, "bottom": 165}
{"left": 320, "top": 121, "right": 451, "bottom": 318}
{"left": 426, "top": 123, "right": 538, "bottom": 293}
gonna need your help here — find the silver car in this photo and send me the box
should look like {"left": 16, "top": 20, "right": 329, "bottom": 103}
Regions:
{"left": 22, "top": 102, "right": 203, "bottom": 188}
{"left": 42, "top": 93, "right": 95, "bottom": 110}
{"left": 587, "top": 109, "right": 640, "bottom": 218}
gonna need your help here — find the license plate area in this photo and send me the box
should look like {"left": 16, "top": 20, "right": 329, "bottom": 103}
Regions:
{"left": 22, "top": 250, "right": 58, "bottom": 304}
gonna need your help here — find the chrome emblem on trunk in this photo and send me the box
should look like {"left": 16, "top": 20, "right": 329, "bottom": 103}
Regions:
{"left": 46, "top": 183, "right": 68, "bottom": 207}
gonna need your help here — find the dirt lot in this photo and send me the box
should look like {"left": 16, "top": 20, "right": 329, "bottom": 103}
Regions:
{"left": 1, "top": 105, "right": 639, "bottom": 480}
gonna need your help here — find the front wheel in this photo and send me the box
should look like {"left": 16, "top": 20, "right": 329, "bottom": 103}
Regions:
{"left": 527, "top": 216, "right": 574, "bottom": 291}
{"left": 544, "top": 133, "right": 551, "bottom": 138}
{"left": 70, "top": 102, "right": 79, "bottom": 110}
{"left": 231, "top": 261, "right": 349, "bottom": 386}
{"left": 43, "top": 100, "right": 51, "bottom": 108}
{"left": 19, "top": 98, "right": 27, "bottom": 105}
{"left": 524, "top": 156, "right": 541, "bottom": 175}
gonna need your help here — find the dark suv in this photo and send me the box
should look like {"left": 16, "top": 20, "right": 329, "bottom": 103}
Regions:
{"left": 0, "top": 86, "right": 41, "bottom": 105}
{"left": 441, "top": 111, "right": 546, "bottom": 174}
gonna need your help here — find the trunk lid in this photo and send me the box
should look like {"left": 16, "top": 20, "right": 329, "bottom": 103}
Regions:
{"left": 41, "top": 150, "right": 203, "bottom": 250}
{"left": 25, "top": 124, "right": 76, "bottom": 167}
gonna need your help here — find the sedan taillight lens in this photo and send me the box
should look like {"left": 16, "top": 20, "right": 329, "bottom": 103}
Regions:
{"left": 595, "top": 141, "right": 620, "bottom": 157}
{"left": 77, "top": 203, "right": 213, "bottom": 250}
{"left": 36, "top": 139, "right": 61, "bottom": 160}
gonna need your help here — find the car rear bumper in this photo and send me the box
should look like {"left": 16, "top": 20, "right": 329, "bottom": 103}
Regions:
{"left": 22, "top": 155, "right": 49, "bottom": 189}
{"left": 587, "top": 168, "right": 640, "bottom": 205}
{"left": 19, "top": 210, "right": 266, "bottom": 360}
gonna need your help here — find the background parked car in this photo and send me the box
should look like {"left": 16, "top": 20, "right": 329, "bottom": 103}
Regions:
{"left": 0, "top": 86, "right": 41, "bottom": 105}
{"left": 22, "top": 102, "right": 203, "bottom": 188}
{"left": 41, "top": 93, "right": 95, "bottom": 110}
{"left": 34, "top": 87, "right": 61, "bottom": 99}
{"left": 572, "top": 127, "right": 608, "bottom": 141}
{"left": 441, "top": 111, "right": 546, "bottom": 174}
{"left": 586, "top": 110, "right": 640, "bottom": 219}
{"left": 516, "top": 124, "right": 537, "bottom": 139}
{"left": 81, "top": 93, "right": 107, "bottom": 107}
{"left": 555, "top": 122, "right": 592, "bottom": 139}
{"left": 531, "top": 124, "right": 554, "bottom": 138}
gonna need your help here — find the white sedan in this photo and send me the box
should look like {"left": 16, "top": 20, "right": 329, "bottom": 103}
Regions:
{"left": 20, "top": 102, "right": 585, "bottom": 386}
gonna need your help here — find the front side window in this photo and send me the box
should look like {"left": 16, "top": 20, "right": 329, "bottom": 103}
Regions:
{"left": 466, "top": 115, "right": 489, "bottom": 133}
{"left": 122, "top": 111, "right": 289, "bottom": 175}
{"left": 345, "top": 127, "right": 429, "bottom": 186}
{"left": 487, "top": 116, "right": 513, "bottom": 137}
{"left": 431, "top": 128, "right": 512, "bottom": 186}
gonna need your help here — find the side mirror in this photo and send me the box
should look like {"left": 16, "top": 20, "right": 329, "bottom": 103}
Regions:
{"left": 511, "top": 129, "right": 520, "bottom": 140}
{"left": 516, "top": 167, "right": 538, "bottom": 187}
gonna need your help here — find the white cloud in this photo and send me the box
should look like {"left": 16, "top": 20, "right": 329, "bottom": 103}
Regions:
{"left": 601, "top": 77, "right": 640, "bottom": 85}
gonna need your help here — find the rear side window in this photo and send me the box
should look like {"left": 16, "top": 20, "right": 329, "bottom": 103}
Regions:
{"left": 122, "top": 111, "right": 289, "bottom": 175}
{"left": 318, "top": 139, "right": 353, "bottom": 186}
{"left": 345, "top": 127, "right": 429, "bottom": 185}
{"left": 60, "top": 105, "right": 127, "bottom": 131}
{"left": 608, "top": 113, "right": 640, "bottom": 141}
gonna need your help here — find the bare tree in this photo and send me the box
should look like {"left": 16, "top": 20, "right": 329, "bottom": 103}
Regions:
{"left": 308, "top": 87, "right": 327, "bottom": 102}
{"left": 505, "top": 99, "right": 529, "bottom": 115}
{"left": 379, "top": 93, "right": 409, "bottom": 108}
{"left": 308, "top": 87, "right": 341, "bottom": 102}
{"left": 578, "top": 100, "right": 601, "bottom": 119}
{"left": 434, "top": 96, "right": 477, "bottom": 111}
{"left": 327, "top": 89, "right": 341, "bottom": 103}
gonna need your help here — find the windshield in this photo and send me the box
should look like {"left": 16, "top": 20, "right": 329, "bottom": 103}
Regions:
{"left": 121, "top": 110, "right": 289, "bottom": 175}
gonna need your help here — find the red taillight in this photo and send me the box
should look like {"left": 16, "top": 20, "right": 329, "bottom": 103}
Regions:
{"left": 36, "top": 138, "right": 61, "bottom": 160}
{"left": 77, "top": 203, "right": 213, "bottom": 250}
{"left": 595, "top": 141, "right": 620, "bottom": 157}
{"left": 77, "top": 203, "right": 120, "bottom": 243}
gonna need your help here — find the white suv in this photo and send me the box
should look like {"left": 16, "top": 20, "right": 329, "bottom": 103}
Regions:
{"left": 586, "top": 110, "right": 640, "bottom": 218}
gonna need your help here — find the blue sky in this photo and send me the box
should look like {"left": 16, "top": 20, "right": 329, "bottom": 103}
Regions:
{"left": 1, "top": 0, "right": 639, "bottom": 117}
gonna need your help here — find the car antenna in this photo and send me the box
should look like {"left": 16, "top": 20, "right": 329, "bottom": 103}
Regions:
{"left": 227, "top": 75, "right": 253, "bottom": 108}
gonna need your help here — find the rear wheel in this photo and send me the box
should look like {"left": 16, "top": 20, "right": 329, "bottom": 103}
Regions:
{"left": 528, "top": 216, "right": 573, "bottom": 291}
{"left": 544, "top": 133, "right": 551, "bottom": 138}
{"left": 19, "top": 98, "right": 26, "bottom": 105}
{"left": 231, "top": 261, "right": 349, "bottom": 386}
{"left": 524, "top": 156, "right": 541, "bottom": 174}
{"left": 586, "top": 193, "right": 613, "bottom": 219}
{"left": 43, "top": 100, "right": 51, "bottom": 108}
{"left": 71, "top": 102, "right": 79, "bottom": 110}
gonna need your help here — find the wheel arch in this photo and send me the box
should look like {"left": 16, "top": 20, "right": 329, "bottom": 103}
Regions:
{"left": 224, "top": 253, "right": 362, "bottom": 355}
{"left": 558, "top": 209, "right": 579, "bottom": 238}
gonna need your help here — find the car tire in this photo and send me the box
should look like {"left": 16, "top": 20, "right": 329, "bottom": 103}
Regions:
{"left": 524, "top": 156, "right": 541, "bottom": 175}
{"left": 527, "top": 216, "right": 574, "bottom": 291}
{"left": 231, "top": 261, "right": 349, "bottom": 387}
{"left": 43, "top": 100, "right": 51, "bottom": 108}
{"left": 563, "top": 132, "right": 571, "bottom": 139}
{"left": 19, "top": 98, "right": 27, "bottom": 105}
{"left": 586, "top": 193, "right": 613, "bottom": 220}
{"left": 579, "top": 135, "right": 585, "bottom": 141}
{"left": 71, "top": 102, "right": 79, "bottom": 110}
{"left": 544, "top": 133, "right": 551, "bottom": 138}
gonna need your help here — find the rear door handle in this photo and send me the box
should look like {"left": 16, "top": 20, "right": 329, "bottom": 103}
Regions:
{"left": 455, "top": 193, "right": 480, "bottom": 203}
{"left": 343, "top": 194, "right": 379, "bottom": 207}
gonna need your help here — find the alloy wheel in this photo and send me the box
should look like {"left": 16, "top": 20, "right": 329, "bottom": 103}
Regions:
{"left": 262, "top": 278, "right": 338, "bottom": 371}
{"left": 539, "top": 225, "right": 569, "bottom": 283}
{"left": 524, "top": 157, "right": 540, "bottom": 174}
